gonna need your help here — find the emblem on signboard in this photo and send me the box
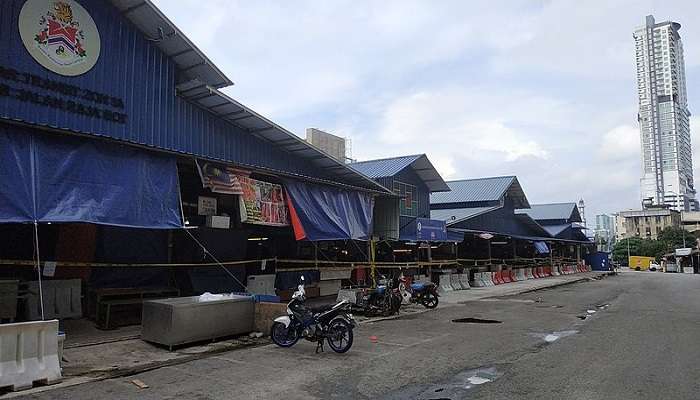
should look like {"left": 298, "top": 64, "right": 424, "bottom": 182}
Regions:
{"left": 19, "top": 0, "right": 100, "bottom": 76}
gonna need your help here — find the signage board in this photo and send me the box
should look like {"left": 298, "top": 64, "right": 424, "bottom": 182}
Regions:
{"left": 197, "top": 196, "right": 217, "bottom": 216}
{"left": 19, "top": 0, "right": 101, "bottom": 76}
{"left": 675, "top": 248, "right": 692, "bottom": 257}
{"left": 415, "top": 218, "right": 447, "bottom": 241}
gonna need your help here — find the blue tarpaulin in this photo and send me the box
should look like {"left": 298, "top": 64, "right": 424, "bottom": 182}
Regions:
{"left": 283, "top": 179, "right": 374, "bottom": 241}
{"left": 0, "top": 126, "right": 182, "bottom": 228}
{"left": 534, "top": 241, "right": 550, "bottom": 254}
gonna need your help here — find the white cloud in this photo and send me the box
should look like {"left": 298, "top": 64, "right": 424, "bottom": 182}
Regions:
{"left": 600, "top": 125, "right": 641, "bottom": 161}
{"left": 150, "top": 0, "right": 700, "bottom": 221}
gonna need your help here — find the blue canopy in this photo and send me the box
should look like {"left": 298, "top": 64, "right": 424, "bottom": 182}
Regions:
{"left": 0, "top": 126, "right": 182, "bottom": 229}
{"left": 283, "top": 179, "right": 374, "bottom": 241}
{"left": 534, "top": 241, "right": 550, "bottom": 254}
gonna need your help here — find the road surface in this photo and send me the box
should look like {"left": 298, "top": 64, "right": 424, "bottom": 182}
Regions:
{"left": 16, "top": 271, "right": 700, "bottom": 399}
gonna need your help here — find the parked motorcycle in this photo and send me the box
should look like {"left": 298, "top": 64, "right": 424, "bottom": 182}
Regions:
{"left": 271, "top": 276, "right": 357, "bottom": 353}
{"left": 357, "top": 275, "right": 402, "bottom": 316}
{"left": 398, "top": 274, "right": 439, "bottom": 309}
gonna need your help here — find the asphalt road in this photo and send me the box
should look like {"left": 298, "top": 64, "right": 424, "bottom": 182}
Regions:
{"left": 16, "top": 271, "right": 700, "bottom": 400}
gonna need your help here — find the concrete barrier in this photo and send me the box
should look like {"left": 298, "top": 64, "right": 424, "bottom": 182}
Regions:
{"left": 551, "top": 266, "right": 560, "bottom": 276}
{"left": 458, "top": 273, "right": 471, "bottom": 289}
{"left": 247, "top": 274, "right": 276, "bottom": 296}
{"left": 501, "top": 270, "right": 512, "bottom": 284}
{"left": 492, "top": 271, "right": 502, "bottom": 285}
{"left": 0, "top": 320, "right": 61, "bottom": 392}
{"left": 439, "top": 274, "right": 454, "bottom": 293}
{"left": 25, "top": 280, "right": 82, "bottom": 321}
{"left": 450, "top": 273, "right": 463, "bottom": 290}
{"left": 481, "top": 272, "right": 496, "bottom": 287}
{"left": 337, "top": 288, "right": 363, "bottom": 305}
{"left": 515, "top": 268, "right": 526, "bottom": 281}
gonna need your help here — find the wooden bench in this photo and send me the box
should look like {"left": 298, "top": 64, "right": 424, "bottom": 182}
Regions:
{"left": 91, "top": 287, "right": 179, "bottom": 330}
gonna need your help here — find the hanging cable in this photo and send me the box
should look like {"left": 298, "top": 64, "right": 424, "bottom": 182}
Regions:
{"left": 33, "top": 221, "right": 45, "bottom": 320}
{"left": 183, "top": 228, "right": 248, "bottom": 293}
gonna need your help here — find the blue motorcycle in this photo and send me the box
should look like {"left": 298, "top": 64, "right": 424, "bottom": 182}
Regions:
{"left": 398, "top": 275, "right": 439, "bottom": 309}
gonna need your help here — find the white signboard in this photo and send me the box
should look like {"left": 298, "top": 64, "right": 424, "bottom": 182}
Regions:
{"left": 198, "top": 196, "right": 217, "bottom": 216}
{"left": 675, "top": 248, "right": 692, "bottom": 256}
{"left": 43, "top": 261, "right": 57, "bottom": 277}
{"left": 19, "top": 0, "right": 101, "bottom": 76}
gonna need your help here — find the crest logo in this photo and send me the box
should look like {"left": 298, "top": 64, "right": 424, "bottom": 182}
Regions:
{"left": 19, "top": 0, "right": 100, "bottom": 76}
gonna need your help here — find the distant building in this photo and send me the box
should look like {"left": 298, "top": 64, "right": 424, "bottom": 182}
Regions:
{"left": 615, "top": 208, "right": 681, "bottom": 240}
{"left": 595, "top": 214, "right": 616, "bottom": 251}
{"left": 305, "top": 128, "right": 349, "bottom": 163}
{"left": 681, "top": 211, "right": 700, "bottom": 233}
{"left": 633, "top": 15, "right": 697, "bottom": 211}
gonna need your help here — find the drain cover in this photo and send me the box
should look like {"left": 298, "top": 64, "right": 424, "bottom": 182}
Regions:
{"left": 452, "top": 317, "right": 502, "bottom": 324}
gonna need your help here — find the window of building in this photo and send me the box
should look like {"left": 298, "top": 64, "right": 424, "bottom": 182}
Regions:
{"left": 393, "top": 181, "right": 418, "bottom": 217}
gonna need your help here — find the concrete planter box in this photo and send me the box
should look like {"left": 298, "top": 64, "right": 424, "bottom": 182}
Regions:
{"left": 141, "top": 295, "right": 254, "bottom": 349}
{"left": 254, "top": 302, "right": 287, "bottom": 334}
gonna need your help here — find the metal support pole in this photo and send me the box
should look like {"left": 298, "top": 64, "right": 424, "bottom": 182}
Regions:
{"left": 370, "top": 239, "right": 377, "bottom": 288}
{"left": 33, "top": 221, "right": 45, "bottom": 321}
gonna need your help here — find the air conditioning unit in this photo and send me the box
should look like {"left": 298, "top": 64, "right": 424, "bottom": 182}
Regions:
{"left": 206, "top": 215, "right": 230, "bottom": 229}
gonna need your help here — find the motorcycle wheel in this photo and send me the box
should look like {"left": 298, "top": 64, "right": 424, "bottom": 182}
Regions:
{"left": 421, "top": 291, "right": 439, "bottom": 309}
{"left": 271, "top": 321, "right": 300, "bottom": 347}
{"left": 326, "top": 319, "right": 354, "bottom": 353}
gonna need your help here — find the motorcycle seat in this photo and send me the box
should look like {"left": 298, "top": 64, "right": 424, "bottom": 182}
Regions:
{"left": 309, "top": 304, "right": 335, "bottom": 314}
{"left": 410, "top": 283, "right": 426, "bottom": 291}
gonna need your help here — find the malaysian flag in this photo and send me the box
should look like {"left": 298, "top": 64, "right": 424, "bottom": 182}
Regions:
{"left": 196, "top": 160, "right": 247, "bottom": 195}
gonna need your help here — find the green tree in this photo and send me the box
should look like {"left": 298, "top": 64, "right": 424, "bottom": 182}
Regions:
{"left": 612, "top": 237, "right": 643, "bottom": 264}
{"left": 656, "top": 227, "right": 691, "bottom": 250}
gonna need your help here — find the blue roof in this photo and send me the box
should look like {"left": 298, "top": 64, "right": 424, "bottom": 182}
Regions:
{"left": 350, "top": 154, "right": 450, "bottom": 192}
{"left": 430, "top": 206, "right": 501, "bottom": 225}
{"left": 430, "top": 176, "right": 529, "bottom": 208}
{"left": 350, "top": 155, "right": 421, "bottom": 178}
{"left": 515, "top": 203, "right": 582, "bottom": 223}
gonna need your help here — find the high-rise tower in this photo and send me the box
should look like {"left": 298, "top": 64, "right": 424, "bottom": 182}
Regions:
{"left": 634, "top": 15, "right": 697, "bottom": 211}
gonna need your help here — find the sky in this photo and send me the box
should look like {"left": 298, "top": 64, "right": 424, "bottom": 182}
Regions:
{"left": 153, "top": 0, "right": 700, "bottom": 222}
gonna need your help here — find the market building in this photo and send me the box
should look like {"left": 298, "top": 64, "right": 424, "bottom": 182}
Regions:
{"left": 430, "top": 177, "right": 592, "bottom": 265}
{"left": 0, "top": 0, "right": 393, "bottom": 329}
{"left": 515, "top": 203, "right": 588, "bottom": 242}
{"left": 349, "top": 154, "right": 455, "bottom": 262}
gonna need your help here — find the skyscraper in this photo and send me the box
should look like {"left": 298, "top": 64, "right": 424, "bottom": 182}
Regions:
{"left": 634, "top": 15, "right": 697, "bottom": 211}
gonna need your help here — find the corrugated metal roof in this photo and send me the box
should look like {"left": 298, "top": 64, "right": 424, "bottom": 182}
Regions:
{"left": 514, "top": 214, "right": 553, "bottom": 238}
{"left": 543, "top": 224, "right": 570, "bottom": 237}
{"left": 430, "top": 206, "right": 501, "bottom": 225}
{"left": 171, "top": 85, "right": 391, "bottom": 194}
{"left": 110, "top": 0, "right": 233, "bottom": 89}
{"left": 350, "top": 155, "right": 422, "bottom": 178}
{"left": 429, "top": 176, "right": 530, "bottom": 208}
{"left": 349, "top": 155, "right": 450, "bottom": 192}
{"left": 515, "top": 203, "right": 581, "bottom": 222}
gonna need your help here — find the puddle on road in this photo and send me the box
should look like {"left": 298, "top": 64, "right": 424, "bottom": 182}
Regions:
{"left": 415, "top": 367, "right": 503, "bottom": 399}
{"left": 531, "top": 330, "right": 579, "bottom": 344}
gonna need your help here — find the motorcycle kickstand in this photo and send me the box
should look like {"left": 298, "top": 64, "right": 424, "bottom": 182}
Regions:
{"left": 315, "top": 340, "right": 325, "bottom": 354}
